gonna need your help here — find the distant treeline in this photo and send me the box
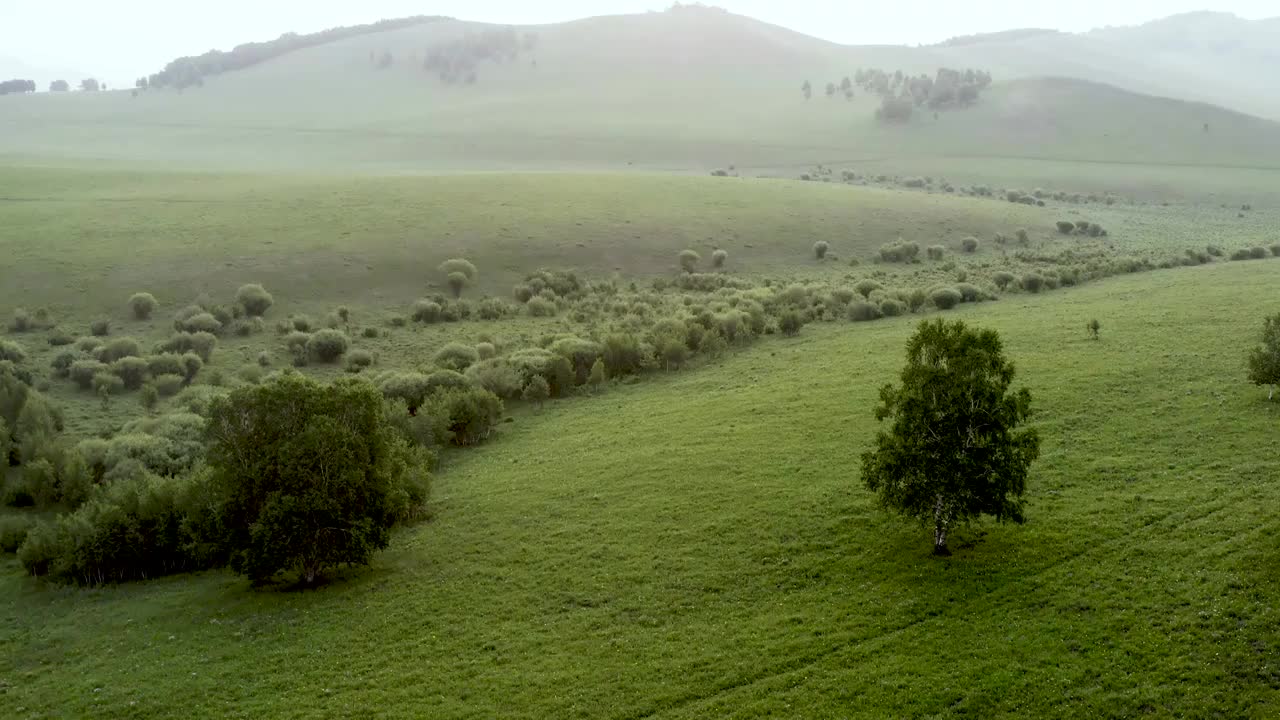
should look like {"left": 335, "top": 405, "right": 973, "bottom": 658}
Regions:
{"left": 937, "top": 29, "right": 1060, "bottom": 47}
{"left": 420, "top": 28, "right": 539, "bottom": 85}
{"left": 145, "top": 15, "right": 453, "bottom": 90}
{"left": 0, "top": 79, "right": 36, "bottom": 95}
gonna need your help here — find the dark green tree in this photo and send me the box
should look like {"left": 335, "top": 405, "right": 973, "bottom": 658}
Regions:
{"left": 1246, "top": 313, "right": 1280, "bottom": 400}
{"left": 206, "top": 373, "right": 414, "bottom": 584}
{"left": 861, "top": 319, "right": 1041, "bottom": 555}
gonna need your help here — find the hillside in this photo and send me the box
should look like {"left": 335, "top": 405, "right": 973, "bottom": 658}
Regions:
{"left": 2, "top": 8, "right": 1279, "bottom": 174}
{"left": 5, "top": 259, "right": 1279, "bottom": 718}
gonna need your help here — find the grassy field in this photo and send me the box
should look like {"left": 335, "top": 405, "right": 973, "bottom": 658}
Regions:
{"left": 4, "top": 259, "right": 1278, "bottom": 718}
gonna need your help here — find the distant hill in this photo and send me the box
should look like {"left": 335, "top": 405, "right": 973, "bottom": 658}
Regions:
{"left": 1, "top": 6, "right": 1278, "bottom": 173}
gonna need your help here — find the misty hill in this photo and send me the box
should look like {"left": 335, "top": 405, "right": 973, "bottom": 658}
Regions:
{"left": 1, "top": 6, "right": 1278, "bottom": 173}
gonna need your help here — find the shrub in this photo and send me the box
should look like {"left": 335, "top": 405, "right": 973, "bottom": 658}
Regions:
{"left": 855, "top": 280, "right": 882, "bottom": 298}
{"left": 1022, "top": 273, "right": 1046, "bottom": 293}
{"left": 589, "top": 358, "right": 606, "bottom": 388}
{"left": 848, "top": 300, "right": 882, "bottom": 322}
{"left": 93, "top": 373, "right": 125, "bottom": 396}
{"left": 907, "top": 289, "right": 928, "bottom": 313}
{"left": 362, "top": 327, "right": 379, "bottom": 339}
{"left": 1015, "top": 229, "right": 1029, "bottom": 244}
{"left": 1250, "top": 246, "right": 1268, "bottom": 260}
{"left": 161, "top": 331, "right": 217, "bottom": 362}
{"left": 1056, "top": 221, "right": 1075, "bottom": 235}
{"left": 961, "top": 237, "right": 980, "bottom": 253}
{"left": 419, "top": 386, "right": 504, "bottom": 447}
{"left": 879, "top": 242, "right": 920, "bottom": 263}
{"left": 307, "top": 329, "right": 349, "bottom": 363}
{"left": 880, "top": 299, "right": 906, "bottom": 317}
{"left": 70, "top": 361, "right": 109, "bottom": 390}
{"left": 0, "top": 515, "right": 34, "bottom": 554}
{"left": 140, "top": 383, "right": 160, "bottom": 411}
{"left": 46, "top": 328, "right": 75, "bottom": 347}
{"left": 346, "top": 349, "right": 375, "bottom": 373}
{"left": 926, "top": 245, "right": 945, "bottom": 261}
{"left": 50, "top": 351, "right": 77, "bottom": 378}
{"left": 476, "top": 342, "right": 496, "bottom": 360}
{"left": 411, "top": 299, "right": 443, "bottom": 324}
{"left": 1230, "top": 249, "right": 1253, "bottom": 261}
{"left": 955, "top": 283, "right": 982, "bottom": 303}
{"left": 711, "top": 249, "right": 728, "bottom": 269}
{"left": 176, "top": 312, "right": 222, "bottom": 334}
{"left": 522, "top": 375, "right": 551, "bottom": 406}
{"left": 439, "top": 258, "right": 478, "bottom": 282}
{"left": 446, "top": 272, "right": 469, "bottom": 299}
{"left": 551, "top": 337, "right": 604, "bottom": 384}
{"left": 993, "top": 271, "right": 1017, "bottom": 291}
{"left": 678, "top": 249, "right": 700, "bottom": 273}
{"left": 89, "top": 319, "right": 111, "bottom": 337}
{"left": 0, "top": 340, "right": 25, "bottom": 363}
{"left": 465, "top": 359, "right": 524, "bottom": 399}
{"left": 512, "top": 284, "right": 534, "bottom": 304}
{"left": 434, "top": 342, "right": 480, "bottom": 372}
{"left": 111, "top": 357, "right": 150, "bottom": 390}
{"left": 153, "top": 374, "right": 185, "bottom": 397}
{"left": 476, "top": 297, "right": 511, "bottom": 320}
{"left": 525, "top": 297, "right": 556, "bottom": 317}
{"left": 779, "top": 310, "right": 804, "bottom": 337}
{"left": 814, "top": 241, "right": 829, "bottom": 260}
{"left": 9, "top": 308, "right": 34, "bottom": 333}
{"left": 96, "top": 337, "right": 141, "bottom": 363}
{"left": 129, "top": 292, "right": 158, "bottom": 320}
{"left": 930, "top": 288, "right": 963, "bottom": 310}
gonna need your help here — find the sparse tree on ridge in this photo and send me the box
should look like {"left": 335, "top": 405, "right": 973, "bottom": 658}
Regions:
{"left": 861, "top": 319, "right": 1041, "bottom": 555}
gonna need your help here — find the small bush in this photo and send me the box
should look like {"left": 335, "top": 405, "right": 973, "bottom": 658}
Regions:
{"left": 779, "top": 310, "right": 803, "bottom": 337}
{"left": 0, "top": 515, "right": 34, "bottom": 554}
{"left": 907, "top": 289, "right": 928, "bottom": 313}
{"left": 465, "top": 359, "right": 523, "bottom": 399}
{"left": 111, "top": 357, "right": 150, "bottom": 390}
{"left": 346, "top": 349, "right": 375, "bottom": 373}
{"left": 439, "top": 258, "right": 478, "bottom": 282}
{"left": 306, "top": 329, "right": 349, "bottom": 363}
{"left": 89, "top": 319, "right": 111, "bottom": 337}
{"left": 848, "top": 300, "right": 882, "bottom": 322}
{"left": 961, "top": 237, "right": 980, "bottom": 253}
{"left": 522, "top": 375, "right": 551, "bottom": 405}
{"left": 1015, "top": 229, "right": 1029, "bottom": 244}
{"left": 434, "top": 342, "right": 480, "bottom": 372}
{"left": 1230, "top": 249, "right": 1254, "bottom": 261}
{"left": 96, "top": 337, "right": 141, "bottom": 363}
{"left": 47, "top": 328, "right": 75, "bottom": 347}
{"left": 1269, "top": 245, "right": 1280, "bottom": 258}
{"left": 1022, "top": 273, "right": 1046, "bottom": 293}
{"left": 412, "top": 299, "right": 442, "bottom": 323}
{"left": 421, "top": 386, "right": 504, "bottom": 447}
{"left": 954, "top": 283, "right": 981, "bottom": 303}
{"left": 930, "top": 288, "right": 963, "bottom": 310}
{"left": 711, "top": 249, "right": 728, "bottom": 269}
{"left": 0, "top": 340, "right": 26, "bottom": 363}
{"left": 51, "top": 351, "right": 77, "bottom": 378}
{"left": 926, "top": 245, "right": 945, "bottom": 261}
{"left": 1250, "top": 246, "right": 1269, "bottom": 259}
{"left": 879, "top": 242, "right": 920, "bottom": 263}
{"left": 128, "top": 292, "right": 158, "bottom": 320}
{"left": 176, "top": 312, "right": 222, "bottom": 334}
{"left": 93, "top": 373, "right": 125, "bottom": 396}
{"left": 678, "top": 249, "right": 701, "bottom": 273}
{"left": 70, "top": 361, "right": 109, "bottom": 390}
{"left": 361, "top": 327, "right": 379, "bottom": 339}
{"left": 476, "top": 342, "right": 496, "bottom": 360}
{"left": 512, "top": 284, "right": 534, "bottom": 304}
{"left": 153, "top": 374, "right": 185, "bottom": 397}
{"left": 993, "top": 271, "right": 1017, "bottom": 291}
{"left": 1056, "top": 221, "right": 1075, "bottom": 235}
{"left": 526, "top": 297, "right": 556, "bottom": 317}
{"left": 9, "top": 308, "right": 34, "bottom": 333}
{"left": 879, "top": 299, "right": 906, "bottom": 317}
{"left": 855, "top": 280, "right": 882, "bottom": 299}
{"left": 813, "top": 241, "right": 829, "bottom": 260}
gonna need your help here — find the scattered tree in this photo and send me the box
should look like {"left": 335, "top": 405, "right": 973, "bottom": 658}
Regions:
{"left": 814, "top": 241, "right": 830, "bottom": 260}
{"left": 678, "top": 249, "right": 700, "bottom": 273}
{"left": 711, "top": 249, "right": 728, "bottom": 269}
{"left": 1246, "top": 313, "right": 1280, "bottom": 400}
{"left": 235, "top": 284, "right": 274, "bottom": 317}
{"left": 129, "top": 292, "right": 158, "bottom": 320}
{"left": 861, "top": 319, "right": 1041, "bottom": 555}
{"left": 1087, "top": 319, "right": 1101, "bottom": 340}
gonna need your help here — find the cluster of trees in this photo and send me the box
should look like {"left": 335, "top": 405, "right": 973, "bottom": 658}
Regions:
{"left": 145, "top": 16, "right": 450, "bottom": 89}
{"left": 0, "top": 79, "right": 36, "bottom": 95}
{"left": 808, "top": 67, "right": 995, "bottom": 124}
{"left": 423, "top": 28, "right": 538, "bottom": 85}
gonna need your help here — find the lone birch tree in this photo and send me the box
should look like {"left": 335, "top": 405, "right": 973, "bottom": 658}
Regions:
{"left": 861, "top": 319, "right": 1040, "bottom": 555}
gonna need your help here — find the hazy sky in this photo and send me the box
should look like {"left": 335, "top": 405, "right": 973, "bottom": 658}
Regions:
{"left": 3, "top": 1, "right": 1275, "bottom": 84}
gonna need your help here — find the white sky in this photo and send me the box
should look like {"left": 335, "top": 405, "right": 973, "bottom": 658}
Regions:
{"left": 2, "top": 1, "right": 1275, "bottom": 84}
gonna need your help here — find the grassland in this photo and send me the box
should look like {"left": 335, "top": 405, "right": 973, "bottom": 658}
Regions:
{"left": 4, "top": 259, "right": 1279, "bottom": 718}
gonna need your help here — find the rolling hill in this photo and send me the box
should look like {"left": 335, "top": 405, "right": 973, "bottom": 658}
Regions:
{"left": 1, "top": 7, "right": 1279, "bottom": 175}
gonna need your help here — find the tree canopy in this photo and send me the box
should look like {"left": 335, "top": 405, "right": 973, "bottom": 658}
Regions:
{"left": 861, "top": 319, "right": 1041, "bottom": 555}
{"left": 206, "top": 373, "right": 419, "bottom": 584}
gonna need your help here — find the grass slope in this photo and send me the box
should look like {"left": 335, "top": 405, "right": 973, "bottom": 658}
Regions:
{"left": 3, "top": 260, "right": 1279, "bottom": 718}
{"left": 2, "top": 9, "right": 1279, "bottom": 173}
